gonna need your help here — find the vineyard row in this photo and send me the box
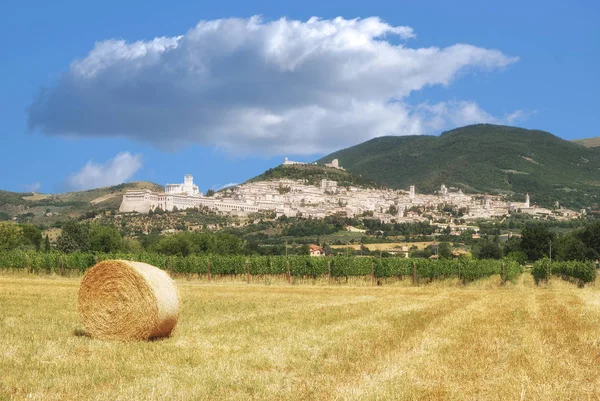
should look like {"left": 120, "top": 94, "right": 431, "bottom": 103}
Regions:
{"left": 0, "top": 250, "right": 524, "bottom": 282}
{"left": 531, "top": 258, "right": 596, "bottom": 285}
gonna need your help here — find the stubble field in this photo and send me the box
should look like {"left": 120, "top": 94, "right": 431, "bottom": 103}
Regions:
{"left": 2, "top": 273, "right": 600, "bottom": 400}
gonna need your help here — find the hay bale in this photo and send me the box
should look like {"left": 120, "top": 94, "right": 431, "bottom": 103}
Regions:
{"left": 78, "top": 260, "right": 179, "bottom": 341}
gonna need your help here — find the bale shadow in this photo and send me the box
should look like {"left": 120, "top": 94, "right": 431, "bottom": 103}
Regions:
{"left": 73, "top": 328, "right": 90, "bottom": 338}
{"left": 148, "top": 335, "right": 172, "bottom": 342}
{"left": 72, "top": 328, "right": 173, "bottom": 341}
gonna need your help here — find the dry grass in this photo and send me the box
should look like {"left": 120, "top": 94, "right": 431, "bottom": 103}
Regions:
{"left": 331, "top": 242, "right": 436, "bottom": 251}
{"left": 2, "top": 273, "right": 600, "bottom": 400}
{"left": 90, "top": 194, "right": 118, "bottom": 205}
{"left": 574, "top": 137, "right": 600, "bottom": 148}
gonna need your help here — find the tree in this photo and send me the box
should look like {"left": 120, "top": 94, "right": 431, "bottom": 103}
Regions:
{"left": 212, "top": 232, "right": 244, "bottom": 255}
{"left": 472, "top": 240, "right": 503, "bottom": 259}
{"left": 438, "top": 242, "right": 453, "bottom": 259}
{"left": 520, "top": 223, "right": 555, "bottom": 261}
{"left": 0, "top": 222, "right": 22, "bottom": 251}
{"left": 422, "top": 245, "right": 435, "bottom": 259}
{"left": 505, "top": 251, "right": 527, "bottom": 265}
{"left": 57, "top": 221, "right": 90, "bottom": 253}
{"left": 19, "top": 224, "right": 42, "bottom": 251}
{"left": 502, "top": 236, "right": 522, "bottom": 255}
{"left": 122, "top": 238, "right": 143, "bottom": 253}
{"left": 156, "top": 235, "right": 192, "bottom": 256}
{"left": 360, "top": 244, "right": 371, "bottom": 255}
{"left": 44, "top": 234, "right": 51, "bottom": 253}
{"left": 579, "top": 222, "right": 600, "bottom": 259}
{"left": 139, "top": 233, "right": 161, "bottom": 252}
{"left": 206, "top": 189, "right": 215, "bottom": 197}
{"left": 554, "top": 233, "right": 588, "bottom": 261}
{"left": 89, "top": 224, "right": 123, "bottom": 253}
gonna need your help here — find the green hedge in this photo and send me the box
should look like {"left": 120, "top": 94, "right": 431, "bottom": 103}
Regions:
{"left": 0, "top": 250, "right": 522, "bottom": 282}
{"left": 532, "top": 258, "right": 596, "bottom": 285}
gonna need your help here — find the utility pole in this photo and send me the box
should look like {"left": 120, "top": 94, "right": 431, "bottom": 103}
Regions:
{"left": 549, "top": 240, "right": 552, "bottom": 263}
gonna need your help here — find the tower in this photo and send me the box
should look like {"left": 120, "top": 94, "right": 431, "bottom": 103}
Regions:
{"left": 182, "top": 174, "right": 199, "bottom": 196}
{"left": 525, "top": 193, "right": 530, "bottom": 208}
{"left": 409, "top": 185, "right": 415, "bottom": 199}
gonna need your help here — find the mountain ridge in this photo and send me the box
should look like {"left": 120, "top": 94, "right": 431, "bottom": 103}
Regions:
{"left": 317, "top": 124, "right": 600, "bottom": 208}
{"left": 2, "top": 124, "right": 600, "bottom": 224}
{"left": 0, "top": 181, "right": 163, "bottom": 225}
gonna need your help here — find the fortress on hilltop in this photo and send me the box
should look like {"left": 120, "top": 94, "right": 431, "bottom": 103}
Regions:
{"left": 281, "top": 157, "right": 344, "bottom": 170}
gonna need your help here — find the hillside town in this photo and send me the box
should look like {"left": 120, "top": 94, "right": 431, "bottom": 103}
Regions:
{"left": 119, "top": 160, "right": 584, "bottom": 223}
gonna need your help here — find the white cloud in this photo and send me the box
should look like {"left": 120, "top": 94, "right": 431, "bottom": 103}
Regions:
{"left": 415, "top": 101, "right": 531, "bottom": 131}
{"left": 66, "top": 152, "right": 142, "bottom": 191}
{"left": 504, "top": 109, "right": 535, "bottom": 125}
{"left": 28, "top": 16, "right": 519, "bottom": 155}
{"left": 24, "top": 182, "right": 41, "bottom": 193}
{"left": 212, "top": 183, "right": 239, "bottom": 191}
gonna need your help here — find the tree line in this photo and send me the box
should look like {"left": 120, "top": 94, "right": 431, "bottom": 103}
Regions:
{"left": 1, "top": 219, "right": 599, "bottom": 262}
{"left": 469, "top": 222, "right": 600, "bottom": 263}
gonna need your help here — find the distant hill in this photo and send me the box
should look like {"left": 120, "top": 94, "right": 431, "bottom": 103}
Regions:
{"left": 0, "top": 181, "right": 163, "bottom": 225}
{"left": 318, "top": 124, "right": 600, "bottom": 209}
{"left": 247, "top": 164, "right": 380, "bottom": 188}
{"left": 573, "top": 137, "right": 600, "bottom": 148}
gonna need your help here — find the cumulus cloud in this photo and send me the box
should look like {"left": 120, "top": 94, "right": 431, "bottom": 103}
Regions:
{"left": 66, "top": 152, "right": 142, "bottom": 191}
{"left": 24, "top": 182, "right": 41, "bottom": 193}
{"left": 28, "top": 16, "right": 519, "bottom": 155}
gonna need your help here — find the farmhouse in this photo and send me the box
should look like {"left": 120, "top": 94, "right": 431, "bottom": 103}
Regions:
{"left": 309, "top": 244, "right": 325, "bottom": 257}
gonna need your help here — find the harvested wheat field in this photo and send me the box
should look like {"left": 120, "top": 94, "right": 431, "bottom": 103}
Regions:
{"left": 2, "top": 273, "right": 600, "bottom": 400}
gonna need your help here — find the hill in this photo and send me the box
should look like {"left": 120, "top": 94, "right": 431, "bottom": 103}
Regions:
{"left": 573, "top": 137, "right": 600, "bottom": 148}
{"left": 318, "top": 124, "right": 600, "bottom": 209}
{"left": 0, "top": 181, "right": 163, "bottom": 225}
{"left": 247, "top": 164, "right": 380, "bottom": 188}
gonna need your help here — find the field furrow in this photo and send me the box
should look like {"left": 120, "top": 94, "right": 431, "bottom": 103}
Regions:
{"left": 3, "top": 274, "right": 600, "bottom": 400}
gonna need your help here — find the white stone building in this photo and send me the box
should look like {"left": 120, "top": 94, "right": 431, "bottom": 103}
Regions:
{"left": 120, "top": 174, "right": 581, "bottom": 223}
{"left": 165, "top": 174, "right": 200, "bottom": 196}
{"left": 282, "top": 157, "right": 307, "bottom": 166}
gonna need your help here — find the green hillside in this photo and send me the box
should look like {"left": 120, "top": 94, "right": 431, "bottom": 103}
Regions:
{"left": 0, "top": 181, "right": 163, "bottom": 225}
{"left": 318, "top": 124, "right": 600, "bottom": 209}
{"left": 247, "top": 164, "right": 379, "bottom": 188}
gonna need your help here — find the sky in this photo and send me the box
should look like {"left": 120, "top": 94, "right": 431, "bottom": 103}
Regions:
{"left": 1, "top": 0, "right": 598, "bottom": 194}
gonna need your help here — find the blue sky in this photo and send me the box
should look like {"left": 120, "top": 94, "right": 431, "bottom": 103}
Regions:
{"left": 1, "top": 0, "right": 598, "bottom": 194}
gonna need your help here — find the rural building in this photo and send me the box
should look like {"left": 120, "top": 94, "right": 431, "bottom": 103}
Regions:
{"left": 309, "top": 244, "right": 325, "bottom": 257}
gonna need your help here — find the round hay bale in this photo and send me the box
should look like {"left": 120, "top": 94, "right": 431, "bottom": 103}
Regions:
{"left": 78, "top": 260, "right": 179, "bottom": 341}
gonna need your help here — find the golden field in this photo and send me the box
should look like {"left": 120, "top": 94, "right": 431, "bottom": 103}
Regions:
{"left": 330, "top": 241, "right": 436, "bottom": 251}
{"left": 2, "top": 273, "right": 600, "bottom": 400}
